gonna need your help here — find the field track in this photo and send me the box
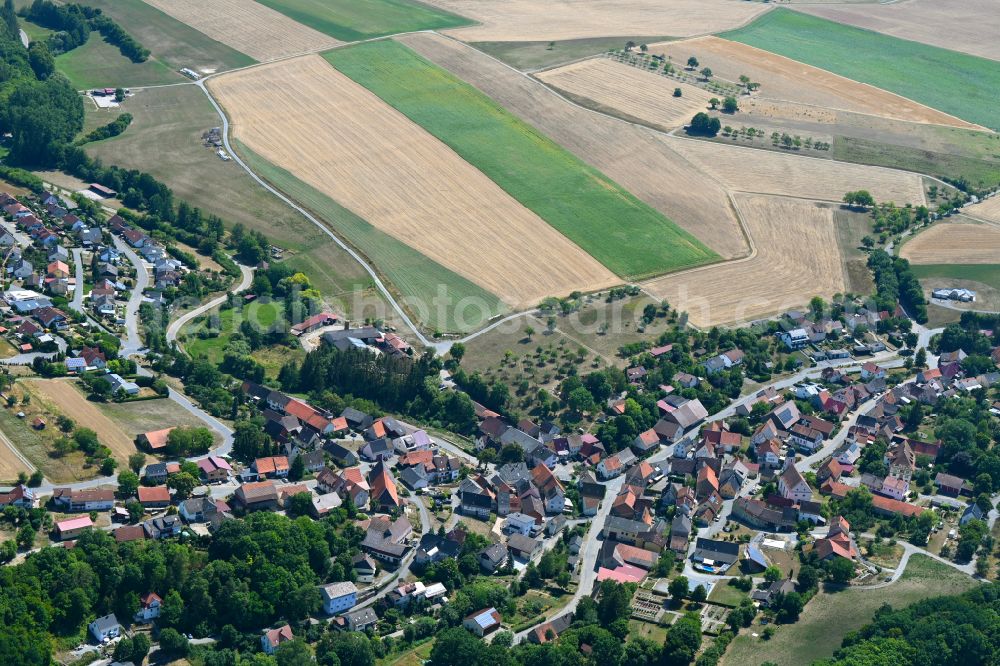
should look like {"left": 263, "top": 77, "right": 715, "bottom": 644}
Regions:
{"left": 23, "top": 379, "right": 137, "bottom": 464}
{"left": 643, "top": 36, "right": 985, "bottom": 131}
{"left": 536, "top": 58, "right": 713, "bottom": 131}
{"left": 421, "top": 0, "right": 768, "bottom": 42}
{"left": 666, "top": 137, "right": 926, "bottom": 205}
{"left": 900, "top": 221, "right": 1000, "bottom": 265}
{"left": 396, "top": 33, "right": 750, "bottom": 260}
{"left": 642, "top": 195, "right": 847, "bottom": 327}
{"left": 142, "top": 0, "right": 340, "bottom": 61}
{"left": 794, "top": 0, "right": 1000, "bottom": 63}
{"left": 209, "top": 55, "right": 619, "bottom": 309}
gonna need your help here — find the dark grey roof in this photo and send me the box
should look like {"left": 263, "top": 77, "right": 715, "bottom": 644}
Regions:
{"left": 692, "top": 538, "right": 739, "bottom": 565}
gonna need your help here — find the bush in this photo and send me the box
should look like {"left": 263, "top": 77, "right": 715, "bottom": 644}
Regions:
{"left": 687, "top": 112, "right": 721, "bottom": 137}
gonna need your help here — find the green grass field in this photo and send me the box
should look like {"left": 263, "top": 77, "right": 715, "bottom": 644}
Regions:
{"left": 254, "top": 0, "right": 470, "bottom": 41}
{"left": 325, "top": 40, "right": 717, "bottom": 280}
{"left": 720, "top": 9, "right": 1000, "bottom": 131}
{"left": 721, "top": 555, "right": 977, "bottom": 666}
{"left": 80, "top": 0, "right": 255, "bottom": 74}
{"left": 911, "top": 263, "right": 1000, "bottom": 292}
{"left": 237, "top": 140, "right": 507, "bottom": 333}
{"left": 54, "top": 35, "right": 183, "bottom": 88}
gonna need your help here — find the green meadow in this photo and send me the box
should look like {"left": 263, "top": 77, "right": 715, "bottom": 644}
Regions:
{"left": 254, "top": 0, "right": 470, "bottom": 42}
{"left": 325, "top": 40, "right": 718, "bottom": 281}
{"left": 721, "top": 9, "right": 1000, "bottom": 131}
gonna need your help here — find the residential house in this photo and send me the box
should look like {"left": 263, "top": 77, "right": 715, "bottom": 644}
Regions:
{"left": 137, "top": 486, "right": 170, "bottom": 509}
{"left": 778, "top": 465, "right": 812, "bottom": 503}
{"left": 464, "top": 608, "right": 502, "bottom": 637}
{"left": 53, "top": 488, "right": 114, "bottom": 512}
{"left": 507, "top": 533, "right": 541, "bottom": 560}
{"left": 814, "top": 516, "right": 857, "bottom": 561}
{"left": 360, "top": 516, "right": 412, "bottom": 567}
{"left": 261, "top": 625, "right": 294, "bottom": 655}
{"left": 137, "top": 427, "right": 175, "bottom": 452}
{"left": 353, "top": 554, "right": 378, "bottom": 583}
{"left": 55, "top": 516, "right": 94, "bottom": 540}
{"left": 320, "top": 582, "right": 358, "bottom": 615}
{"left": 690, "top": 538, "right": 740, "bottom": 573}
{"left": 479, "top": 543, "right": 509, "bottom": 573}
{"left": 233, "top": 481, "right": 280, "bottom": 511}
{"left": 0, "top": 484, "right": 36, "bottom": 508}
{"left": 343, "top": 608, "right": 378, "bottom": 633}
{"left": 89, "top": 614, "right": 121, "bottom": 643}
{"left": 197, "top": 456, "right": 232, "bottom": 483}
{"left": 135, "top": 593, "right": 161, "bottom": 623}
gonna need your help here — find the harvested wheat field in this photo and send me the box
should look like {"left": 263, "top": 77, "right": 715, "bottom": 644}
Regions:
{"left": 23, "top": 379, "right": 137, "bottom": 464}
{"left": 794, "top": 0, "right": 1000, "bottom": 62}
{"left": 644, "top": 36, "right": 983, "bottom": 130}
{"left": 666, "top": 138, "right": 925, "bottom": 204}
{"left": 966, "top": 197, "right": 1000, "bottom": 225}
{"left": 900, "top": 221, "right": 1000, "bottom": 265}
{"left": 643, "top": 195, "right": 846, "bottom": 327}
{"left": 142, "top": 0, "right": 341, "bottom": 61}
{"left": 0, "top": 438, "right": 31, "bottom": 483}
{"left": 536, "top": 58, "right": 713, "bottom": 130}
{"left": 396, "top": 33, "right": 749, "bottom": 260}
{"left": 210, "top": 55, "right": 618, "bottom": 308}
{"left": 423, "top": 0, "right": 767, "bottom": 42}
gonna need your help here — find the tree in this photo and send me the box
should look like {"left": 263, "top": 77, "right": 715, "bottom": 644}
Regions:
{"left": 687, "top": 112, "right": 721, "bottom": 137}
{"left": 669, "top": 575, "right": 689, "bottom": 601}
{"left": 524, "top": 326, "right": 535, "bottom": 340}
{"left": 662, "top": 613, "right": 702, "bottom": 665}
{"left": 1, "top": 0, "right": 17, "bottom": 41}
{"left": 498, "top": 444, "right": 524, "bottom": 464}
{"left": 597, "top": 580, "right": 630, "bottom": 625}
{"left": 708, "top": 97, "right": 720, "bottom": 109}
{"left": 828, "top": 556, "right": 855, "bottom": 584}
{"left": 27, "top": 470, "right": 43, "bottom": 487}
{"left": 128, "top": 452, "right": 146, "bottom": 473}
{"left": 700, "top": 67, "right": 713, "bottom": 80}
{"left": 117, "top": 470, "right": 139, "bottom": 498}
{"left": 797, "top": 565, "right": 820, "bottom": 591}
{"left": 27, "top": 42, "right": 55, "bottom": 80}
{"left": 130, "top": 634, "right": 150, "bottom": 663}
{"left": 843, "top": 190, "right": 875, "bottom": 208}
{"left": 567, "top": 386, "right": 595, "bottom": 414}
{"left": 57, "top": 415, "right": 75, "bottom": 433}
{"left": 276, "top": 639, "right": 313, "bottom": 666}
{"left": 429, "top": 627, "right": 480, "bottom": 666}
{"left": 288, "top": 454, "right": 304, "bottom": 481}
{"left": 16, "top": 525, "right": 34, "bottom": 549}
{"left": 673, "top": 88, "right": 682, "bottom": 97}
{"left": 233, "top": 419, "right": 268, "bottom": 462}
{"left": 100, "top": 457, "right": 117, "bottom": 476}
{"left": 450, "top": 342, "right": 466, "bottom": 365}
{"left": 687, "top": 56, "right": 699, "bottom": 69}
{"left": 690, "top": 584, "right": 707, "bottom": 603}
{"left": 114, "top": 87, "right": 125, "bottom": 103}
{"left": 914, "top": 347, "right": 927, "bottom": 367}
{"left": 158, "top": 628, "right": 189, "bottom": 657}
{"left": 722, "top": 96, "right": 739, "bottom": 113}
{"left": 776, "top": 591, "right": 804, "bottom": 623}
{"left": 167, "top": 472, "right": 197, "bottom": 500}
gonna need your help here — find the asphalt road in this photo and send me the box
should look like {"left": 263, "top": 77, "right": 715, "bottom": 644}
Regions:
{"left": 70, "top": 248, "right": 86, "bottom": 314}
{"left": 114, "top": 237, "right": 150, "bottom": 358}
{"left": 165, "top": 264, "right": 254, "bottom": 346}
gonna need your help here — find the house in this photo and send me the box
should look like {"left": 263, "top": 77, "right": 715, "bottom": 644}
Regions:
{"left": 89, "top": 614, "right": 121, "bottom": 643}
{"left": 460, "top": 477, "right": 494, "bottom": 518}
{"left": 53, "top": 488, "right": 115, "bottom": 512}
{"left": 137, "top": 485, "right": 171, "bottom": 508}
{"left": 531, "top": 463, "right": 565, "bottom": 514}
{"left": 631, "top": 428, "right": 660, "bottom": 455}
{"left": 370, "top": 463, "right": 401, "bottom": 510}
{"left": 778, "top": 465, "right": 812, "bottom": 503}
{"left": 320, "top": 581, "right": 358, "bottom": 615}
{"left": 755, "top": 439, "right": 782, "bottom": 469}
{"left": 137, "top": 427, "right": 175, "bottom": 451}
{"left": 360, "top": 437, "right": 393, "bottom": 462}
{"left": 731, "top": 497, "right": 797, "bottom": 532}
{"left": 143, "top": 515, "right": 182, "bottom": 539}
{"left": 479, "top": 543, "right": 509, "bottom": 573}
{"left": 343, "top": 608, "right": 378, "bottom": 633}
{"left": 104, "top": 373, "right": 139, "bottom": 396}
{"left": 324, "top": 441, "right": 359, "bottom": 467}
{"left": 528, "top": 613, "right": 574, "bottom": 644}
{"left": 674, "top": 372, "right": 700, "bottom": 389}
{"left": 961, "top": 502, "right": 987, "bottom": 526}
{"left": 660, "top": 398, "right": 709, "bottom": 431}
{"left": 838, "top": 442, "right": 863, "bottom": 466}
{"left": 261, "top": 625, "right": 294, "bottom": 655}
{"left": 935, "top": 472, "right": 966, "bottom": 497}
{"left": 778, "top": 328, "right": 810, "bottom": 350}
{"left": 135, "top": 592, "right": 162, "bottom": 622}
{"left": 814, "top": 516, "right": 857, "bottom": 561}
{"left": 179, "top": 497, "right": 219, "bottom": 523}
{"left": 505, "top": 512, "right": 539, "bottom": 536}
{"left": 860, "top": 362, "right": 886, "bottom": 381}
{"left": 751, "top": 579, "right": 796, "bottom": 607}
{"left": 233, "top": 481, "right": 280, "bottom": 510}
{"left": 361, "top": 516, "right": 413, "bottom": 567}
{"left": 0, "top": 484, "right": 36, "bottom": 508}
{"left": 690, "top": 538, "right": 740, "bottom": 573}
{"left": 669, "top": 514, "right": 692, "bottom": 553}
{"left": 464, "top": 608, "right": 502, "bottom": 637}
{"left": 353, "top": 554, "right": 378, "bottom": 583}
{"left": 507, "top": 533, "right": 541, "bottom": 560}
{"left": 56, "top": 515, "right": 94, "bottom": 540}
{"left": 197, "top": 456, "right": 232, "bottom": 482}
{"left": 253, "top": 455, "right": 290, "bottom": 479}
{"left": 880, "top": 475, "right": 909, "bottom": 501}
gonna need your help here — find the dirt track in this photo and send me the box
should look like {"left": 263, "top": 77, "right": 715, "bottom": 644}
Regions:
{"left": 23, "top": 379, "right": 137, "bottom": 464}
{"left": 143, "top": 0, "right": 341, "bottom": 61}
{"left": 644, "top": 36, "right": 985, "bottom": 131}
{"left": 643, "top": 195, "right": 847, "bottom": 327}
{"left": 397, "top": 32, "right": 750, "bottom": 261}
{"left": 536, "top": 58, "right": 713, "bottom": 131}
{"left": 423, "top": 0, "right": 768, "bottom": 42}
{"left": 209, "top": 55, "right": 619, "bottom": 308}
{"left": 900, "top": 221, "right": 1000, "bottom": 264}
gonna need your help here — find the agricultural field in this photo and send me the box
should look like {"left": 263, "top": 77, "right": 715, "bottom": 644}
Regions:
{"left": 667, "top": 137, "right": 926, "bottom": 204}
{"left": 474, "top": 36, "right": 671, "bottom": 71}
{"left": 253, "top": 0, "right": 471, "bottom": 42}
{"left": 54, "top": 35, "right": 183, "bottom": 89}
{"left": 326, "top": 40, "right": 717, "bottom": 281}
{"left": 642, "top": 195, "right": 847, "bottom": 327}
{"left": 236, "top": 140, "right": 507, "bottom": 334}
{"left": 396, "top": 33, "right": 749, "bottom": 260}
{"left": 422, "top": 0, "right": 768, "bottom": 42}
{"left": 899, "top": 221, "right": 1000, "bottom": 265}
{"left": 536, "top": 58, "right": 714, "bottom": 131}
{"left": 78, "top": 0, "right": 255, "bottom": 75}
{"left": 96, "top": 399, "right": 224, "bottom": 444}
{"left": 793, "top": 0, "right": 1000, "bottom": 62}
{"left": 644, "top": 36, "right": 981, "bottom": 130}
{"left": 212, "top": 55, "right": 619, "bottom": 313}
{"left": 141, "top": 0, "right": 340, "bottom": 61}
{"left": 967, "top": 196, "right": 1000, "bottom": 224}
{"left": 720, "top": 9, "right": 1000, "bottom": 131}
{"left": 0, "top": 435, "right": 31, "bottom": 484}
{"left": 721, "top": 555, "right": 977, "bottom": 666}
{"left": 832, "top": 207, "right": 877, "bottom": 295}
{"left": 80, "top": 85, "right": 375, "bottom": 310}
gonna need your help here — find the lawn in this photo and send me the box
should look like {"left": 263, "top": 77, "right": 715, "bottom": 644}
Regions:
{"left": 325, "top": 40, "right": 718, "bottom": 281}
{"left": 911, "top": 263, "right": 1000, "bottom": 292}
{"left": 628, "top": 619, "right": 670, "bottom": 644}
{"left": 721, "top": 555, "right": 977, "bottom": 666}
{"left": 379, "top": 640, "right": 434, "bottom": 666}
{"left": 707, "top": 581, "right": 748, "bottom": 608}
{"left": 96, "top": 398, "right": 224, "bottom": 442}
{"left": 54, "top": 34, "right": 183, "bottom": 89}
{"left": 72, "top": 0, "right": 254, "bottom": 74}
{"left": 720, "top": 9, "right": 1000, "bottom": 131}
{"left": 237, "top": 140, "right": 507, "bottom": 333}
{"left": 473, "top": 36, "right": 672, "bottom": 71}
{"left": 255, "top": 0, "right": 470, "bottom": 41}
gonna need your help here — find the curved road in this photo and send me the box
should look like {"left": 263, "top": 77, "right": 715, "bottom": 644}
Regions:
{"left": 114, "top": 237, "right": 151, "bottom": 357}
{"left": 165, "top": 264, "right": 254, "bottom": 346}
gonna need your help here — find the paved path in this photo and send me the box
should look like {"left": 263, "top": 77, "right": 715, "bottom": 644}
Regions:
{"left": 70, "top": 248, "right": 86, "bottom": 314}
{"left": 114, "top": 237, "right": 150, "bottom": 357}
{"left": 165, "top": 264, "right": 254, "bottom": 346}
{"left": 18, "top": 29, "right": 27, "bottom": 49}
